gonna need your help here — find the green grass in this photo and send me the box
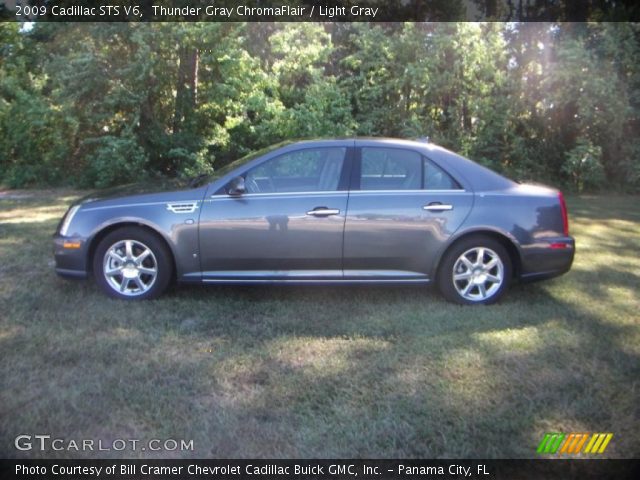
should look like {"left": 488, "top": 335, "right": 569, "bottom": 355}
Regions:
{"left": 0, "top": 190, "right": 638, "bottom": 459}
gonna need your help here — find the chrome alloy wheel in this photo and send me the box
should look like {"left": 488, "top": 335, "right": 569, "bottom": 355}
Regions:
{"left": 102, "top": 239, "right": 158, "bottom": 296}
{"left": 452, "top": 247, "right": 504, "bottom": 302}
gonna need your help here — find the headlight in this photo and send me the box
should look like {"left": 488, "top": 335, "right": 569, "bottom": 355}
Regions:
{"left": 59, "top": 205, "right": 80, "bottom": 236}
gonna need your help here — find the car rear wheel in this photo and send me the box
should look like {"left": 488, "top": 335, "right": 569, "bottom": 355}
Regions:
{"left": 93, "top": 227, "right": 172, "bottom": 300}
{"left": 438, "top": 236, "right": 512, "bottom": 305}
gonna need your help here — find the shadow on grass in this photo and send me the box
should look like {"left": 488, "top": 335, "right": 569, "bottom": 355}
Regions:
{"left": 567, "top": 195, "right": 640, "bottom": 223}
{"left": 2, "top": 277, "right": 638, "bottom": 458}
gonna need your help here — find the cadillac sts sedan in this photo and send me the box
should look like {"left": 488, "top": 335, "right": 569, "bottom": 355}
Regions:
{"left": 53, "top": 138, "right": 574, "bottom": 305}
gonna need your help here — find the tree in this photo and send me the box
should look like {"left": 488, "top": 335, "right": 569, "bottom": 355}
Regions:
{"left": 1, "top": 22, "right": 638, "bottom": 192}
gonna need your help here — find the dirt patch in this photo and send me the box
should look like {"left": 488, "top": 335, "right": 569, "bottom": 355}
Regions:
{"left": 0, "top": 190, "right": 34, "bottom": 200}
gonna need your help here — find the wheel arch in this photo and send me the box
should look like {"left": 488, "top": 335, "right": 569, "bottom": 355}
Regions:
{"left": 86, "top": 221, "right": 177, "bottom": 279}
{"left": 433, "top": 228, "right": 522, "bottom": 280}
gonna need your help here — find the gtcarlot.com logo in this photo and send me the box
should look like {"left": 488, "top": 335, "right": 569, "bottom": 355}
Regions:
{"left": 14, "top": 435, "right": 194, "bottom": 452}
{"left": 537, "top": 432, "right": 613, "bottom": 455}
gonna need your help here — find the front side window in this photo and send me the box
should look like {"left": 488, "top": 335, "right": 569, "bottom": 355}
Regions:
{"left": 244, "top": 147, "right": 346, "bottom": 193}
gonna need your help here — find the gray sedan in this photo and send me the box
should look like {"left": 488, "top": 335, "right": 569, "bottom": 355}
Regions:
{"left": 53, "top": 138, "right": 574, "bottom": 304}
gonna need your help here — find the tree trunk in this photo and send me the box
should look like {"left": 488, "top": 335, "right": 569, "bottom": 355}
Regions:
{"left": 173, "top": 46, "right": 199, "bottom": 134}
{"left": 485, "top": 0, "right": 497, "bottom": 18}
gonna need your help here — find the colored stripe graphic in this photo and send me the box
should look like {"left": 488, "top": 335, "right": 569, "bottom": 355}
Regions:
{"left": 565, "top": 433, "right": 588, "bottom": 453}
{"left": 597, "top": 433, "right": 613, "bottom": 453}
{"left": 537, "top": 433, "right": 566, "bottom": 453}
{"left": 559, "top": 433, "right": 574, "bottom": 453}
{"left": 584, "top": 433, "right": 599, "bottom": 453}
{"left": 537, "top": 434, "right": 552, "bottom": 454}
{"left": 549, "top": 434, "right": 565, "bottom": 453}
{"left": 573, "top": 433, "right": 590, "bottom": 453}
{"left": 537, "top": 434, "right": 551, "bottom": 453}
{"left": 561, "top": 433, "right": 583, "bottom": 453}
{"left": 538, "top": 432, "right": 613, "bottom": 454}
{"left": 584, "top": 433, "right": 614, "bottom": 454}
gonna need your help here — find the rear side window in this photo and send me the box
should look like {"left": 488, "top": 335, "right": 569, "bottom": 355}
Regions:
{"left": 424, "top": 158, "right": 461, "bottom": 190}
{"left": 360, "top": 148, "right": 421, "bottom": 190}
{"left": 359, "top": 148, "right": 461, "bottom": 190}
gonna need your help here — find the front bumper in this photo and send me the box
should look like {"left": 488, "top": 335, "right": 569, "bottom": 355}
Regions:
{"left": 53, "top": 234, "right": 89, "bottom": 279}
{"left": 519, "top": 236, "right": 575, "bottom": 282}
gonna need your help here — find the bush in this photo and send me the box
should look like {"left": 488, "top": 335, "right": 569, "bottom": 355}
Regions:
{"left": 81, "top": 135, "right": 148, "bottom": 188}
{"left": 0, "top": 79, "right": 77, "bottom": 187}
{"left": 562, "top": 139, "right": 605, "bottom": 192}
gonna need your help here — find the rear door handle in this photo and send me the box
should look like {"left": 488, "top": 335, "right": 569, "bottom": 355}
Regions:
{"left": 306, "top": 207, "right": 340, "bottom": 216}
{"left": 423, "top": 203, "right": 453, "bottom": 212}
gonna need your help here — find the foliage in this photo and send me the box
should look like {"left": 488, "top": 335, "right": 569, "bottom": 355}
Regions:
{"left": 562, "top": 138, "right": 605, "bottom": 192}
{"left": 0, "top": 22, "right": 639, "bottom": 192}
{"left": 81, "top": 134, "right": 148, "bottom": 188}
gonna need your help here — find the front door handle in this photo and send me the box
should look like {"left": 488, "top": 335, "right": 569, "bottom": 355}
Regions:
{"left": 423, "top": 203, "right": 453, "bottom": 212}
{"left": 306, "top": 207, "right": 340, "bottom": 216}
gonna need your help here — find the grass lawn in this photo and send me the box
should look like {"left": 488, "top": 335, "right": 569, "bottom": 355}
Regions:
{"left": 0, "top": 190, "right": 638, "bottom": 459}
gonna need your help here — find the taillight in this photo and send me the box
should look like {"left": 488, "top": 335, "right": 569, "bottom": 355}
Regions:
{"left": 558, "top": 191, "right": 569, "bottom": 236}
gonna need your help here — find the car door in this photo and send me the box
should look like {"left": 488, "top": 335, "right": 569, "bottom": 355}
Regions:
{"left": 343, "top": 144, "right": 473, "bottom": 280}
{"left": 198, "top": 146, "right": 352, "bottom": 280}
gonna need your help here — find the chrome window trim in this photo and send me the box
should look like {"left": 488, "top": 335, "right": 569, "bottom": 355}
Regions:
{"left": 209, "top": 191, "right": 349, "bottom": 200}
{"left": 349, "top": 189, "right": 467, "bottom": 194}
{"left": 209, "top": 189, "right": 466, "bottom": 200}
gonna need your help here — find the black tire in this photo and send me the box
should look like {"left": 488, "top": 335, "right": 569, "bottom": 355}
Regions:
{"left": 93, "top": 227, "right": 173, "bottom": 300}
{"left": 437, "top": 235, "right": 512, "bottom": 305}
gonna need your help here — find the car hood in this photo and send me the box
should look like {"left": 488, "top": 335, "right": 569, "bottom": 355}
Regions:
{"left": 77, "top": 179, "right": 194, "bottom": 205}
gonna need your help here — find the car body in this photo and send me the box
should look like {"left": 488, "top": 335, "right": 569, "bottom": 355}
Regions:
{"left": 53, "top": 138, "right": 574, "bottom": 304}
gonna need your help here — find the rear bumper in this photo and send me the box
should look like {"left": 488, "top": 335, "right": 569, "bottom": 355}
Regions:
{"left": 519, "top": 236, "right": 575, "bottom": 282}
{"left": 53, "top": 234, "right": 89, "bottom": 279}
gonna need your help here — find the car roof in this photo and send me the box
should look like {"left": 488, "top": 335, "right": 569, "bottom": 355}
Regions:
{"left": 287, "top": 137, "right": 429, "bottom": 148}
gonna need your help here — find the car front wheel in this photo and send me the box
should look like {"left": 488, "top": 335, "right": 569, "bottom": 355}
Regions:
{"left": 93, "top": 227, "right": 173, "bottom": 300}
{"left": 438, "top": 236, "right": 512, "bottom": 305}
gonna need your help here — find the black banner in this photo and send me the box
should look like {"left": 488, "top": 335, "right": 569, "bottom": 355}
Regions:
{"left": 2, "top": 0, "right": 640, "bottom": 22}
{"left": 2, "top": 460, "right": 640, "bottom": 480}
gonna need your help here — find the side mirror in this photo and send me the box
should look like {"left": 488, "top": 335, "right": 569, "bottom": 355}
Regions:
{"left": 228, "top": 176, "right": 246, "bottom": 196}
